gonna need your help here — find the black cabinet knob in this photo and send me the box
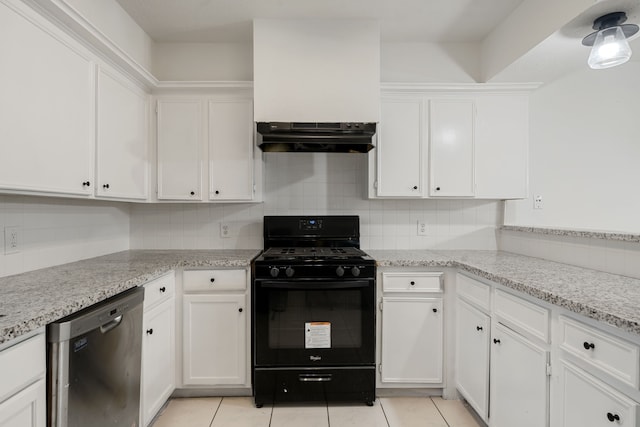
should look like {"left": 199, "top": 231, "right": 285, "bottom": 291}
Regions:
{"left": 410, "top": 281, "right": 415, "bottom": 286}
{"left": 239, "top": 308, "right": 243, "bottom": 313}
{"left": 435, "top": 187, "right": 441, "bottom": 191}
{"left": 413, "top": 186, "right": 418, "bottom": 190}
{"left": 583, "top": 341, "right": 595, "bottom": 350}
{"left": 103, "top": 184, "right": 109, "bottom": 189}
{"left": 210, "top": 278, "right": 215, "bottom": 283}
{"left": 82, "top": 181, "right": 91, "bottom": 187}
{"left": 215, "top": 190, "right": 220, "bottom": 195}
{"left": 493, "top": 338, "right": 501, "bottom": 344}
{"left": 146, "top": 329, "right": 153, "bottom": 335}
{"left": 432, "top": 308, "right": 438, "bottom": 313}
{"left": 190, "top": 191, "right": 195, "bottom": 196}
{"left": 159, "top": 287, "right": 166, "bottom": 293}
{"left": 606, "top": 413, "right": 620, "bottom": 422}
{"left": 476, "top": 326, "right": 483, "bottom": 331}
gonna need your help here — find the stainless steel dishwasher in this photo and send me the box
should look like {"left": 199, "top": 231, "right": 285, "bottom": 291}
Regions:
{"left": 47, "top": 286, "right": 144, "bottom": 427}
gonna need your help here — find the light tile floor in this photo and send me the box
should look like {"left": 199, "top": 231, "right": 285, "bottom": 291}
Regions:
{"left": 152, "top": 396, "right": 485, "bottom": 427}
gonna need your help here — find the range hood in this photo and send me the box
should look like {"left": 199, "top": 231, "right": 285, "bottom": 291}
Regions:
{"left": 257, "top": 122, "right": 376, "bottom": 153}
{"left": 253, "top": 19, "right": 380, "bottom": 131}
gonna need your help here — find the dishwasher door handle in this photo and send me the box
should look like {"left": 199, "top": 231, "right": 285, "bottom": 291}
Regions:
{"left": 100, "top": 315, "right": 123, "bottom": 334}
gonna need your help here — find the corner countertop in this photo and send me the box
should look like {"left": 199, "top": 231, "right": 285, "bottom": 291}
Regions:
{"left": 0, "top": 249, "right": 260, "bottom": 345}
{"left": 369, "top": 250, "right": 640, "bottom": 337}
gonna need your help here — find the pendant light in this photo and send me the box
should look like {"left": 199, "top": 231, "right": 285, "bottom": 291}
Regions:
{"left": 582, "top": 12, "right": 639, "bottom": 69}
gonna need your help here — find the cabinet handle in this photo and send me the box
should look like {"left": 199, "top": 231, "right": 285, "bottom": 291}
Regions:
{"left": 412, "top": 186, "right": 418, "bottom": 190}
{"left": 82, "top": 181, "right": 91, "bottom": 187}
{"left": 493, "top": 338, "right": 501, "bottom": 344}
{"left": 146, "top": 329, "right": 153, "bottom": 335}
{"left": 239, "top": 308, "right": 243, "bottom": 313}
{"left": 583, "top": 341, "right": 595, "bottom": 350}
{"left": 476, "top": 326, "right": 483, "bottom": 331}
{"left": 432, "top": 308, "right": 438, "bottom": 313}
{"left": 159, "top": 287, "right": 166, "bottom": 293}
{"left": 435, "top": 186, "right": 441, "bottom": 191}
{"left": 103, "top": 183, "right": 109, "bottom": 189}
{"left": 215, "top": 190, "right": 220, "bottom": 195}
{"left": 410, "top": 281, "right": 415, "bottom": 286}
{"left": 190, "top": 191, "right": 195, "bottom": 196}
{"left": 210, "top": 278, "right": 215, "bottom": 283}
{"left": 606, "top": 413, "right": 620, "bottom": 422}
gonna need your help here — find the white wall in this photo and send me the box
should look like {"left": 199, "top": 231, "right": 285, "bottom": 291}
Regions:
{"left": 63, "top": 0, "right": 154, "bottom": 70}
{"left": 130, "top": 153, "right": 502, "bottom": 250}
{"left": 504, "top": 61, "right": 640, "bottom": 233}
{"left": 0, "top": 195, "right": 130, "bottom": 278}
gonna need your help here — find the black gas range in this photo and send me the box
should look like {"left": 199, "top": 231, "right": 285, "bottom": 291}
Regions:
{"left": 252, "top": 215, "right": 376, "bottom": 407}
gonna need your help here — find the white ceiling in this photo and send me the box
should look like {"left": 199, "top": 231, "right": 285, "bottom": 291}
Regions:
{"left": 114, "top": 0, "right": 526, "bottom": 43}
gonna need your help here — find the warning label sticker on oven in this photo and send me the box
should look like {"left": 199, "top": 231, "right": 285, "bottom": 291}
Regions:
{"left": 305, "top": 322, "right": 331, "bottom": 349}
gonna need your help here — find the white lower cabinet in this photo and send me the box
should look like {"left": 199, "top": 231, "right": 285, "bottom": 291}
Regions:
{"left": 490, "top": 322, "right": 549, "bottom": 427}
{"left": 378, "top": 271, "right": 444, "bottom": 387}
{"left": 561, "top": 362, "right": 638, "bottom": 427}
{"left": 0, "top": 333, "right": 46, "bottom": 427}
{"left": 182, "top": 269, "right": 249, "bottom": 387}
{"left": 455, "top": 298, "right": 490, "bottom": 420}
{"left": 141, "top": 273, "right": 175, "bottom": 427}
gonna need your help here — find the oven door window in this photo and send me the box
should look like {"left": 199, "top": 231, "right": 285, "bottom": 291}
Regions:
{"left": 254, "top": 280, "right": 375, "bottom": 366}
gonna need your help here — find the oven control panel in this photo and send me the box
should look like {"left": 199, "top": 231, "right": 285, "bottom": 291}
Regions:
{"left": 257, "top": 263, "right": 375, "bottom": 280}
{"left": 299, "top": 218, "right": 323, "bottom": 231}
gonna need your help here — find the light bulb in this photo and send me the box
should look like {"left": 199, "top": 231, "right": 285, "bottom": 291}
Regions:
{"left": 588, "top": 26, "right": 632, "bottom": 69}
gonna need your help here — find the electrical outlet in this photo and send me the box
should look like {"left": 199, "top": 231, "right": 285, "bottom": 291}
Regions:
{"left": 417, "top": 220, "right": 428, "bottom": 236}
{"left": 220, "top": 223, "right": 231, "bottom": 238}
{"left": 4, "top": 226, "right": 20, "bottom": 254}
{"left": 534, "top": 195, "right": 543, "bottom": 209}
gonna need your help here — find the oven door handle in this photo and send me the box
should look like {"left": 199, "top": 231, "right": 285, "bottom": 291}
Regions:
{"left": 298, "top": 373, "right": 332, "bottom": 382}
{"left": 259, "top": 281, "right": 370, "bottom": 290}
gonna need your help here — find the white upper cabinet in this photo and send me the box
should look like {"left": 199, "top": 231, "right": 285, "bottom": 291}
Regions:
{"left": 474, "top": 94, "right": 528, "bottom": 199}
{"left": 208, "top": 99, "right": 255, "bottom": 201}
{"left": 428, "top": 99, "right": 475, "bottom": 197}
{"left": 96, "top": 66, "right": 149, "bottom": 200}
{"left": 0, "top": 1, "right": 94, "bottom": 197}
{"left": 373, "top": 97, "right": 424, "bottom": 197}
{"left": 156, "top": 99, "right": 203, "bottom": 200}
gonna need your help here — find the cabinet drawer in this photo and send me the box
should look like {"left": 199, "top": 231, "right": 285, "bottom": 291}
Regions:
{"left": 144, "top": 272, "right": 175, "bottom": 309}
{"left": 0, "top": 333, "right": 45, "bottom": 403}
{"left": 456, "top": 273, "right": 491, "bottom": 311}
{"left": 494, "top": 290, "right": 549, "bottom": 343}
{"left": 183, "top": 269, "right": 247, "bottom": 292}
{"left": 382, "top": 272, "right": 442, "bottom": 292}
{"left": 562, "top": 362, "right": 638, "bottom": 427}
{"left": 560, "top": 316, "right": 640, "bottom": 389}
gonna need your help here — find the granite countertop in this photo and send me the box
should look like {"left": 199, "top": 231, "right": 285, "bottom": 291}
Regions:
{"left": 369, "top": 249, "right": 640, "bottom": 337}
{"left": 0, "top": 249, "right": 260, "bottom": 345}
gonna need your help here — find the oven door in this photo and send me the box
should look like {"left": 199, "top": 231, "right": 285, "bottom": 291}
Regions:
{"left": 253, "top": 279, "right": 375, "bottom": 367}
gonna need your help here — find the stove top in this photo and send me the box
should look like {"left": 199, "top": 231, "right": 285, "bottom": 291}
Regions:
{"left": 260, "top": 246, "right": 369, "bottom": 261}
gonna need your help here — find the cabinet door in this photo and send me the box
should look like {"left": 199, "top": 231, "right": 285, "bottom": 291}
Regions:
{"left": 561, "top": 363, "right": 638, "bottom": 427}
{"left": 141, "top": 300, "right": 175, "bottom": 427}
{"left": 96, "top": 66, "right": 148, "bottom": 200}
{"left": 381, "top": 297, "right": 442, "bottom": 383}
{"left": 183, "top": 294, "right": 247, "bottom": 385}
{"left": 490, "top": 322, "right": 549, "bottom": 427}
{"left": 474, "top": 95, "right": 528, "bottom": 199}
{"left": 157, "top": 99, "right": 203, "bottom": 200}
{"left": 208, "top": 99, "right": 255, "bottom": 201}
{"left": 455, "top": 299, "right": 490, "bottom": 420}
{"left": 429, "top": 99, "right": 474, "bottom": 197}
{"left": 0, "top": 379, "right": 46, "bottom": 427}
{"left": 375, "top": 98, "right": 423, "bottom": 197}
{"left": 0, "top": 2, "right": 94, "bottom": 196}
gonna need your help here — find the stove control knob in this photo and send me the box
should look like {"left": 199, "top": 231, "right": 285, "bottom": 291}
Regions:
{"left": 285, "top": 267, "right": 295, "bottom": 277}
{"left": 336, "top": 266, "right": 345, "bottom": 277}
{"left": 351, "top": 266, "right": 361, "bottom": 277}
{"left": 270, "top": 267, "right": 280, "bottom": 278}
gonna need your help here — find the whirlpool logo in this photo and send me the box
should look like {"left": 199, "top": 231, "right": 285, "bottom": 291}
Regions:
{"left": 310, "top": 355, "right": 322, "bottom": 361}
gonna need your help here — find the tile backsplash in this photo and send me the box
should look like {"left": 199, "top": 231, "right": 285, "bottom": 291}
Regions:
{"left": 131, "top": 153, "right": 503, "bottom": 250}
{"left": 0, "top": 195, "right": 130, "bottom": 278}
